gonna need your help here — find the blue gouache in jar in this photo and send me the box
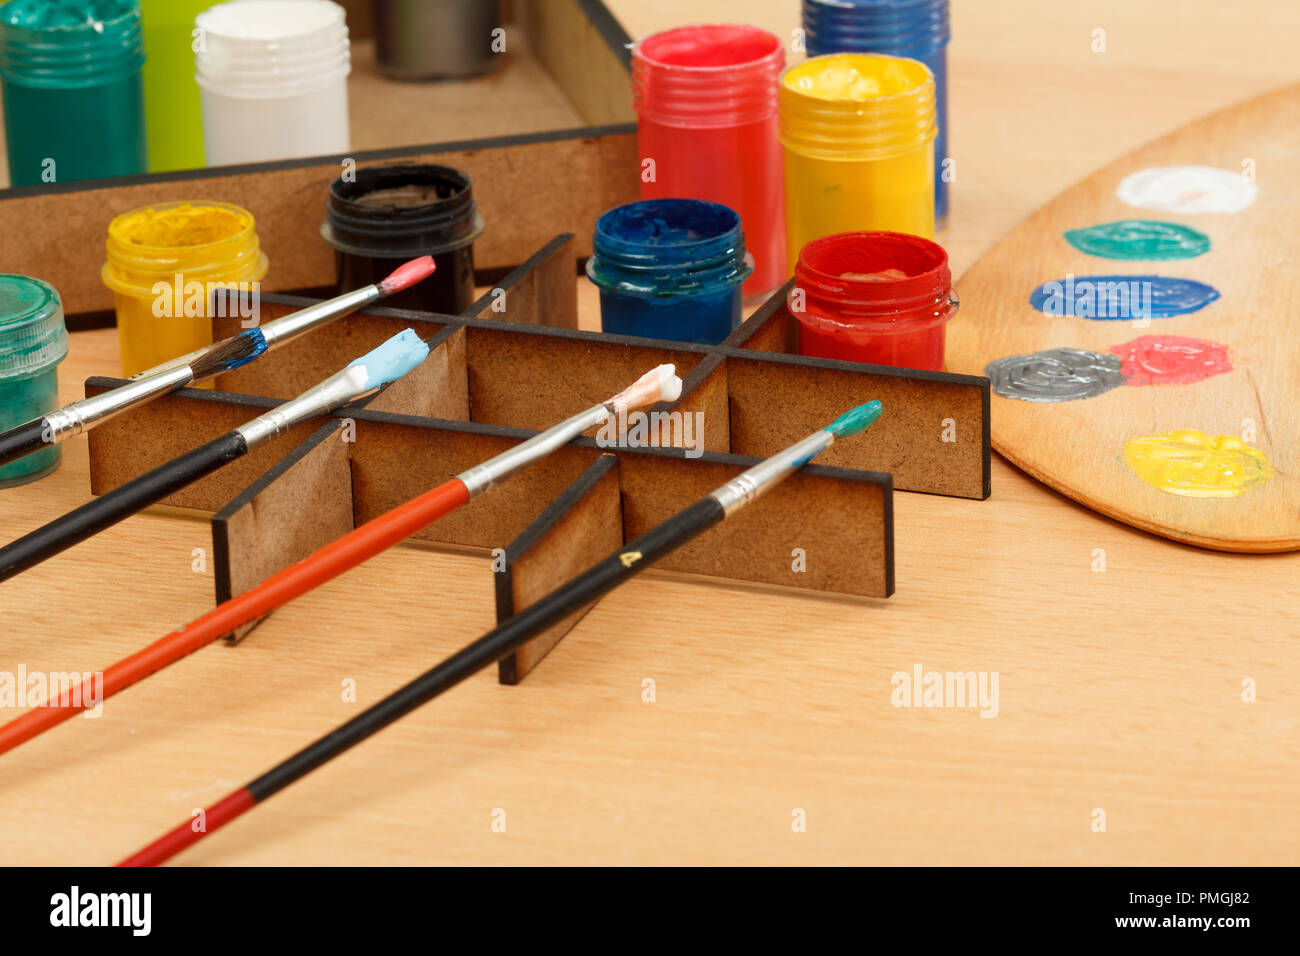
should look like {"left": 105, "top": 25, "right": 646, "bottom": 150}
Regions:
{"left": 803, "top": 0, "right": 952, "bottom": 223}
{"left": 587, "top": 198, "right": 753, "bottom": 345}
{"left": 0, "top": 275, "right": 68, "bottom": 488}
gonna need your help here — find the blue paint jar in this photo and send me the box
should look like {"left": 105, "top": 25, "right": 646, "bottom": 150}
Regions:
{"left": 0, "top": 275, "right": 67, "bottom": 488}
{"left": 587, "top": 199, "right": 753, "bottom": 345}
{"left": 803, "top": 0, "right": 952, "bottom": 224}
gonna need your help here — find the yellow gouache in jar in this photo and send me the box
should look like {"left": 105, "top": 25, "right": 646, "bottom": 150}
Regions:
{"left": 101, "top": 201, "right": 269, "bottom": 376}
{"left": 779, "top": 54, "right": 937, "bottom": 276}
{"left": 1122, "top": 429, "right": 1275, "bottom": 498}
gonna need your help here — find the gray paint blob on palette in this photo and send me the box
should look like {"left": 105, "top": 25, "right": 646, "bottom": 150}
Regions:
{"left": 985, "top": 348, "right": 1127, "bottom": 402}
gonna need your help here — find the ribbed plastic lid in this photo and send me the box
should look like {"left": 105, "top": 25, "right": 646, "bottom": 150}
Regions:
{"left": 0, "top": 274, "right": 68, "bottom": 379}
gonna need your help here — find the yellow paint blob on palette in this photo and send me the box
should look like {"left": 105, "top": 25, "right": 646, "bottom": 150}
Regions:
{"left": 946, "top": 83, "right": 1300, "bottom": 552}
{"left": 1122, "top": 430, "right": 1275, "bottom": 498}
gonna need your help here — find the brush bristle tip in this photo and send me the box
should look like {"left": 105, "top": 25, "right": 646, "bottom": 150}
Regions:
{"left": 379, "top": 256, "right": 437, "bottom": 295}
{"left": 826, "top": 400, "right": 883, "bottom": 438}
{"left": 658, "top": 365, "right": 683, "bottom": 403}
{"left": 348, "top": 328, "right": 430, "bottom": 388}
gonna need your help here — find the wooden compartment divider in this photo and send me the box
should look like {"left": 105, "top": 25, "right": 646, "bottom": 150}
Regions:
{"left": 496, "top": 454, "right": 625, "bottom": 684}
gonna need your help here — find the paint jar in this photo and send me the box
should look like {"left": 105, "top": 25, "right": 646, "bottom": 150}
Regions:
{"left": 140, "top": 0, "right": 211, "bottom": 172}
{"left": 321, "top": 164, "right": 484, "bottom": 314}
{"left": 0, "top": 275, "right": 67, "bottom": 487}
{"left": 195, "top": 0, "right": 351, "bottom": 167}
{"left": 372, "top": 0, "right": 501, "bottom": 80}
{"left": 587, "top": 199, "right": 753, "bottom": 345}
{"left": 789, "top": 231, "right": 958, "bottom": 371}
{"left": 633, "top": 24, "right": 785, "bottom": 297}
{"left": 101, "top": 201, "right": 269, "bottom": 377}
{"left": 0, "top": 0, "right": 147, "bottom": 187}
{"left": 779, "top": 53, "right": 936, "bottom": 277}
{"left": 803, "top": 0, "right": 952, "bottom": 225}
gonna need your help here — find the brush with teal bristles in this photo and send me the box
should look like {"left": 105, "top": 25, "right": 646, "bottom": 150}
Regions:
{"left": 120, "top": 401, "right": 884, "bottom": 866}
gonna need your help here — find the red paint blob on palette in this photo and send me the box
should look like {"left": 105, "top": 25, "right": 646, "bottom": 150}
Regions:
{"left": 1109, "top": 334, "right": 1231, "bottom": 385}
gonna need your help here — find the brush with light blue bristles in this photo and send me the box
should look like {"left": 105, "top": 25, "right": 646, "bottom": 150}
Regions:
{"left": 120, "top": 400, "right": 884, "bottom": 866}
{"left": 0, "top": 256, "right": 435, "bottom": 470}
{"left": 0, "top": 329, "right": 432, "bottom": 583}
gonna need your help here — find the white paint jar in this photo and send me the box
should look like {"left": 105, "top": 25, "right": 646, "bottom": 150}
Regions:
{"left": 195, "top": 0, "right": 351, "bottom": 167}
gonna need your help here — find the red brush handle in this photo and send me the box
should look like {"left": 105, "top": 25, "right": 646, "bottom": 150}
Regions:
{"left": 118, "top": 788, "right": 256, "bottom": 867}
{"left": 0, "top": 479, "right": 471, "bottom": 758}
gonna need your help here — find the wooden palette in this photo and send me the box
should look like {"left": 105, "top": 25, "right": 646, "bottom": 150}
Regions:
{"left": 947, "top": 83, "right": 1299, "bottom": 552}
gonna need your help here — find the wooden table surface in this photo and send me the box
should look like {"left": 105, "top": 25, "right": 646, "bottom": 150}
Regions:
{"left": 2, "top": 0, "right": 1297, "bottom": 866}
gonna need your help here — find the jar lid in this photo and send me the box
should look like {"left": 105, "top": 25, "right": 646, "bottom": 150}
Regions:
{"left": 0, "top": 274, "right": 68, "bottom": 380}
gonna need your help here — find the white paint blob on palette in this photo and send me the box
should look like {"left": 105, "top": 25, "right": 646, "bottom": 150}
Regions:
{"left": 1116, "top": 165, "right": 1258, "bottom": 214}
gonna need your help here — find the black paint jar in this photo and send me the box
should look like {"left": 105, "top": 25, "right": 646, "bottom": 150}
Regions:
{"left": 321, "top": 164, "right": 485, "bottom": 313}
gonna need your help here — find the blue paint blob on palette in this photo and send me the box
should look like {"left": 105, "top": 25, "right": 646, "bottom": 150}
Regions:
{"left": 1028, "top": 275, "right": 1220, "bottom": 320}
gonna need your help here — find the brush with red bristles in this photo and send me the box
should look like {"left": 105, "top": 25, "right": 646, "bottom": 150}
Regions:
{"left": 0, "top": 256, "right": 436, "bottom": 470}
{"left": 0, "top": 364, "right": 683, "bottom": 759}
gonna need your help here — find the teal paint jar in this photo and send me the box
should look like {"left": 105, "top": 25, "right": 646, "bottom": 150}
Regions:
{"left": 0, "top": 0, "right": 147, "bottom": 187}
{"left": 0, "top": 275, "right": 68, "bottom": 488}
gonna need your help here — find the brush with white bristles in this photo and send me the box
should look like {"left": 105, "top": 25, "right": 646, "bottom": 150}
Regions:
{"left": 0, "top": 365, "right": 684, "bottom": 760}
{"left": 0, "top": 256, "right": 436, "bottom": 470}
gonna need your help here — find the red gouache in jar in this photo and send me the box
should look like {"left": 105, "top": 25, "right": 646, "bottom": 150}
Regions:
{"left": 790, "top": 231, "right": 958, "bottom": 371}
{"left": 633, "top": 24, "right": 786, "bottom": 297}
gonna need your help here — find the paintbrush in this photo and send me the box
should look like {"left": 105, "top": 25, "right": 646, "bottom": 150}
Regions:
{"left": 116, "top": 400, "right": 882, "bottom": 866}
{"left": 0, "top": 329, "right": 431, "bottom": 583}
{"left": 0, "top": 364, "right": 683, "bottom": 757}
{"left": 0, "top": 256, "right": 435, "bottom": 469}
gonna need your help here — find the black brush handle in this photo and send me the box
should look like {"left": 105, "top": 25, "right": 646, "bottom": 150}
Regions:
{"left": 0, "top": 431, "right": 249, "bottom": 582}
{"left": 0, "top": 418, "right": 52, "bottom": 470}
{"left": 247, "top": 495, "right": 727, "bottom": 801}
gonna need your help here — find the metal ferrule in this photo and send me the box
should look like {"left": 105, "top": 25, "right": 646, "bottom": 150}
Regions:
{"left": 456, "top": 404, "right": 611, "bottom": 497}
{"left": 259, "top": 285, "right": 381, "bottom": 349}
{"left": 235, "top": 365, "right": 377, "bottom": 448}
{"left": 710, "top": 430, "right": 834, "bottom": 516}
{"left": 44, "top": 365, "right": 195, "bottom": 443}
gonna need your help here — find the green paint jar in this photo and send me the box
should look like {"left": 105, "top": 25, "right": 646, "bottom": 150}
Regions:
{"left": 0, "top": 0, "right": 147, "bottom": 187}
{"left": 140, "top": 0, "right": 207, "bottom": 172}
{"left": 0, "top": 275, "right": 68, "bottom": 488}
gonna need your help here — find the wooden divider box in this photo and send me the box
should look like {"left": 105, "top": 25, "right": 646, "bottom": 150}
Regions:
{"left": 84, "top": 232, "right": 990, "bottom": 681}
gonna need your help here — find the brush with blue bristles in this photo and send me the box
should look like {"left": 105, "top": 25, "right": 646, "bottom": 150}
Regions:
{"left": 0, "top": 329, "right": 432, "bottom": 583}
{"left": 119, "top": 400, "right": 884, "bottom": 866}
{"left": 0, "top": 256, "right": 436, "bottom": 470}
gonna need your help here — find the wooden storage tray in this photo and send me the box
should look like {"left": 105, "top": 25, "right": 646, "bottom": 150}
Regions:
{"left": 82, "top": 232, "right": 991, "bottom": 677}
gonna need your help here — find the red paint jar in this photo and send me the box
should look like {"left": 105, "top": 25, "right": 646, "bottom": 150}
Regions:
{"left": 633, "top": 24, "right": 785, "bottom": 298}
{"left": 790, "top": 231, "right": 958, "bottom": 371}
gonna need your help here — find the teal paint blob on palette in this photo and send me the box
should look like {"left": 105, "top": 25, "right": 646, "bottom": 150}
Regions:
{"left": 1064, "top": 220, "right": 1211, "bottom": 261}
{"left": 0, "top": 275, "right": 68, "bottom": 488}
{"left": 0, "top": 0, "right": 147, "bottom": 187}
{"left": 1028, "top": 275, "right": 1220, "bottom": 319}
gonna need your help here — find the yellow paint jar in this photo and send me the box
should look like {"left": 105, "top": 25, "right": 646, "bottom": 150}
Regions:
{"left": 779, "top": 53, "right": 937, "bottom": 276}
{"left": 101, "top": 201, "right": 269, "bottom": 376}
